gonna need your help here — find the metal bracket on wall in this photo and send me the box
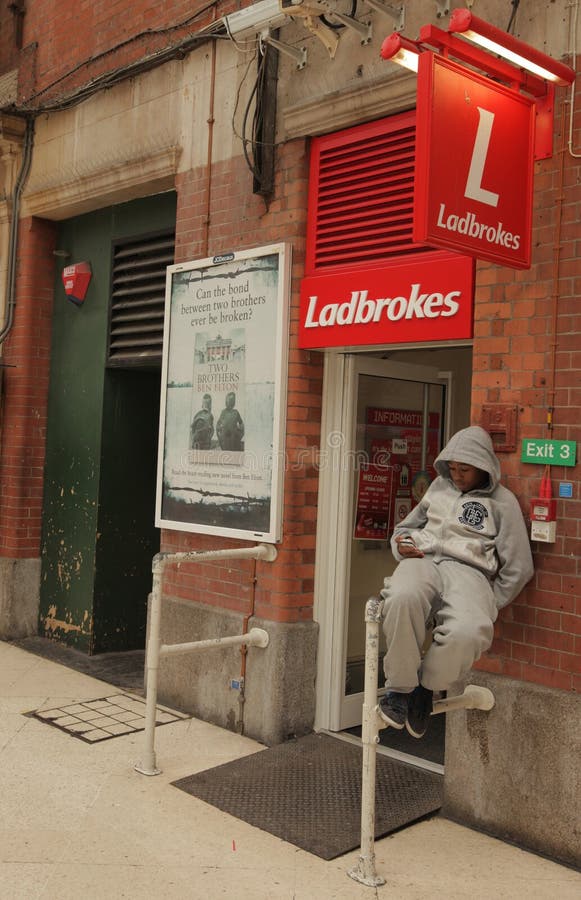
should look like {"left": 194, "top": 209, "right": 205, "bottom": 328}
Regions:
{"left": 363, "top": 0, "right": 404, "bottom": 32}
{"left": 260, "top": 31, "right": 307, "bottom": 69}
{"left": 324, "top": 9, "right": 372, "bottom": 44}
{"left": 534, "top": 87, "right": 556, "bottom": 160}
{"left": 481, "top": 404, "right": 519, "bottom": 453}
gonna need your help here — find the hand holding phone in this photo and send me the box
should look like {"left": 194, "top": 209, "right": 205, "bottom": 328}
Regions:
{"left": 396, "top": 535, "right": 424, "bottom": 558}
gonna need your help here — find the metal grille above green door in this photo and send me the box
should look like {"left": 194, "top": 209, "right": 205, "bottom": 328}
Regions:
{"left": 108, "top": 230, "right": 175, "bottom": 367}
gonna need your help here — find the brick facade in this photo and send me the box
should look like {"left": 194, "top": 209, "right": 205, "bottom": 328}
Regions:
{"left": 1, "top": 2, "right": 579, "bottom": 693}
{"left": 0, "top": 217, "right": 56, "bottom": 559}
{"left": 472, "top": 88, "right": 581, "bottom": 692}
{"left": 164, "top": 146, "right": 322, "bottom": 625}
{"left": 16, "top": 1, "right": 224, "bottom": 106}
{"left": 0, "top": 5, "right": 19, "bottom": 74}
{"left": 2, "top": 0, "right": 580, "bottom": 866}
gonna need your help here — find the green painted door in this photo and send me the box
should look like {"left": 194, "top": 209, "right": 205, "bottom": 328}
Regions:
{"left": 40, "top": 193, "right": 176, "bottom": 653}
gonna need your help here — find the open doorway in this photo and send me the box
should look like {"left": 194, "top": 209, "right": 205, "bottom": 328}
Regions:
{"left": 314, "top": 346, "right": 472, "bottom": 770}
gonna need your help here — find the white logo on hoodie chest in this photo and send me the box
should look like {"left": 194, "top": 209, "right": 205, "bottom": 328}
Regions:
{"left": 458, "top": 501, "right": 488, "bottom": 530}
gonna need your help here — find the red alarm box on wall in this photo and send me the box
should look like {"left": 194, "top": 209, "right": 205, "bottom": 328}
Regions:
{"left": 530, "top": 472, "right": 557, "bottom": 543}
{"left": 62, "top": 262, "right": 92, "bottom": 306}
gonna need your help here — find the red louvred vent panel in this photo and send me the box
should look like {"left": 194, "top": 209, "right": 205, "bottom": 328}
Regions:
{"left": 306, "top": 111, "right": 430, "bottom": 274}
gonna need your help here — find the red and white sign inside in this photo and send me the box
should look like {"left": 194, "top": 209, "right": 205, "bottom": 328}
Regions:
{"left": 298, "top": 252, "right": 473, "bottom": 349}
{"left": 414, "top": 53, "right": 535, "bottom": 269}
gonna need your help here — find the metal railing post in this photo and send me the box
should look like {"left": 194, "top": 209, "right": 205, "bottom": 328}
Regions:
{"left": 348, "top": 596, "right": 496, "bottom": 888}
{"left": 136, "top": 559, "right": 164, "bottom": 775}
{"left": 135, "top": 543, "right": 277, "bottom": 776}
{"left": 348, "top": 596, "right": 386, "bottom": 887}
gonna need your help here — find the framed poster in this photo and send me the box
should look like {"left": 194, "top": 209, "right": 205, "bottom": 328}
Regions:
{"left": 155, "top": 243, "right": 291, "bottom": 542}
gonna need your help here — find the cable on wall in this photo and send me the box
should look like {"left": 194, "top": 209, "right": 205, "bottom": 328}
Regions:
{"left": 0, "top": 115, "right": 35, "bottom": 347}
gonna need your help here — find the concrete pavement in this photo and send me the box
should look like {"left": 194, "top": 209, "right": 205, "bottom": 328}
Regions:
{"left": 1, "top": 638, "right": 580, "bottom": 899}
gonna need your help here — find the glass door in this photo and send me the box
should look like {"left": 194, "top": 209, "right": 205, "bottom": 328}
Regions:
{"left": 339, "top": 357, "right": 449, "bottom": 729}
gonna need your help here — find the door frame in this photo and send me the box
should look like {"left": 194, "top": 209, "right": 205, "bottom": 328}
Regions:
{"left": 313, "top": 352, "right": 453, "bottom": 732}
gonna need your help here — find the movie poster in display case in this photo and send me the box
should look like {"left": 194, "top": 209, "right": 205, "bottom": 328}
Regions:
{"left": 156, "top": 244, "right": 290, "bottom": 542}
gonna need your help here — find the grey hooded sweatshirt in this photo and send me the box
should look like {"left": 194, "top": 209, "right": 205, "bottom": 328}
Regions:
{"left": 391, "top": 425, "right": 534, "bottom": 609}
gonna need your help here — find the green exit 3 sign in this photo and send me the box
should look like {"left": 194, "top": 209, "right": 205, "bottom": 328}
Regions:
{"left": 521, "top": 439, "right": 577, "bottom": 466}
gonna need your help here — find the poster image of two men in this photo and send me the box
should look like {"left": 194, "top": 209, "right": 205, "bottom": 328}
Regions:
{"left": 191, "top": 392, "right": 245, "bottom": 452}
{"left": 189, "top": 331, "right": 245, "bottom": 456}
{"left": 156, "top": 244, "right": 290, "bottom": 542}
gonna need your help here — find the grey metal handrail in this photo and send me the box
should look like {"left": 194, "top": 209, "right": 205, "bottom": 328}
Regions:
{"left": 135, "top": 543, "right": 277, "bottom": 776}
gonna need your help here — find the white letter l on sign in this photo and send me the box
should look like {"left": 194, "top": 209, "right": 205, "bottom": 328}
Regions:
{"left": 464, "top": 107, "right": 499, "bottom": 208}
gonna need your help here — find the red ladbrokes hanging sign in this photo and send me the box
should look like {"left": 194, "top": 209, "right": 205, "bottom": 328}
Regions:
{"left": 298, "top": 251, "right": 473, "bottom": 349}
{"left": 414, "top": 53, "right": 535, "bottom": 269}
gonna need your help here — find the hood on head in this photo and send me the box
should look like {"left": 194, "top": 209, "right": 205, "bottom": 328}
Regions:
{"left": 434, "top": 425, "right": 500, "bottom": 491}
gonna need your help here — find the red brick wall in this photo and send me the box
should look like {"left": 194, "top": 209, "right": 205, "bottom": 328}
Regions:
{"left": 0, "top": 5, "right": 19, "bottom": 73}
{"left": 4, "top": 4, "right": 579, "bottom": 688}
{"left": 162, "top": 141, "right": 323, "bottom": 625}
{"left": 163, "top": 86, "right": 581, "bottom": 685}
{"left": 9, "top": 1, "right": 242, "bottom": 106}
{"left": 0, "top": 217, "right": 56, "bottom": 558}
{"left": 473, "top": 86, "right": 581, "bottom": 692}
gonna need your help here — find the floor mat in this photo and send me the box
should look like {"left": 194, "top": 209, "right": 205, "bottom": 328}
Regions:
{"left": 346, "top": 710, "right": 446, "bottom": 766}
{"left": 26, "top": 693, "right": 189, "bottom": 743}
{"left": 172, "top": 732, "right": 442, "bottom": 860}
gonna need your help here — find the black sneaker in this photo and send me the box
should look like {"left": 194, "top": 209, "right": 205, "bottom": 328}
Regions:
{"left": 378, "top": 691, "right": 408, "bottom": 729}
{"left": 406, "top": 685, "right": 433, "bottom": 738}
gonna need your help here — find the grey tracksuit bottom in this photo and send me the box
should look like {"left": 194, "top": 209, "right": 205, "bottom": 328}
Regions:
{"left": 381, "top": 556, "right": 497, "bottom": 693}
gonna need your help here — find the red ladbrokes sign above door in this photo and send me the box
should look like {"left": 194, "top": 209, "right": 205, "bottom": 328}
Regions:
{"left": 414, "top": 53, "right": 535, "bottom": 269}
{"left": 298, "top": 251, "right": 474, "bottom": 350}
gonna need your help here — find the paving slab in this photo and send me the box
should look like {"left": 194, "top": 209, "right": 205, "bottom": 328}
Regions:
{"left": 1, "top": 638, "right": 580, "bottom": 899}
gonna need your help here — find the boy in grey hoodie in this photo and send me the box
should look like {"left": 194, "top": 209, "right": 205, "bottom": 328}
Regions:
{"left": 379, "top": 425, "right": 534, "bottom": 738}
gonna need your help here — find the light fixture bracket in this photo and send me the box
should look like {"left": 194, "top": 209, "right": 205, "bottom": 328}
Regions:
{"left": 420, "top": 23, "right": 566, "bottom": 159}
{"left": 419, "top": 24, "right": 548, "bottom": 97}
{"left": 323, "top": 10, "right": 372, "bottom": 45}
{"left": 363, "top": 0, "right": 404, "bottom": 33}
{"left": 382, "top": 13, "right": 575, "bottom": 161}
{"left": 260, "top": 30, "right": 307, "bottom": 68}
{"left": 448, "top": 7, "right": 575, "bottom": 87}
{"left": 534, "top": 86, "right": 556, "bottom": 160}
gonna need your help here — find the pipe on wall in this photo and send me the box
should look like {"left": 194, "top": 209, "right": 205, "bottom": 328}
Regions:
{"left": 0, "top": 115, "right": 35, "bottom": 346}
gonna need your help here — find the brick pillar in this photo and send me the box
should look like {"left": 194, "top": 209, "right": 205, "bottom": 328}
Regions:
{"left": 0, "top": 215, "right": 56, "bottom": 637}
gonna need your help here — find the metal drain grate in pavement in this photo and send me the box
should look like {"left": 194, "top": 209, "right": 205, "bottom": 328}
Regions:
{"left": 25, "top": 693, "right": 189, "bottom": 743}
{"left": 173, "top": 732, "right": 443, "bottom": 859}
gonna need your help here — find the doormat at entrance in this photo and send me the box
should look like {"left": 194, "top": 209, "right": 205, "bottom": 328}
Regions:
{"left": 25, "top": 693, "right": 189, "bottom": 743}
{"left": 172, "top": 732, "right": 442, "bottom": 860}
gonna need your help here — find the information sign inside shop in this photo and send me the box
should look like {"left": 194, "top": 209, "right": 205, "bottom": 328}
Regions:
{"left": 353, "top": 407, "right": 441, "bottom": 540}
